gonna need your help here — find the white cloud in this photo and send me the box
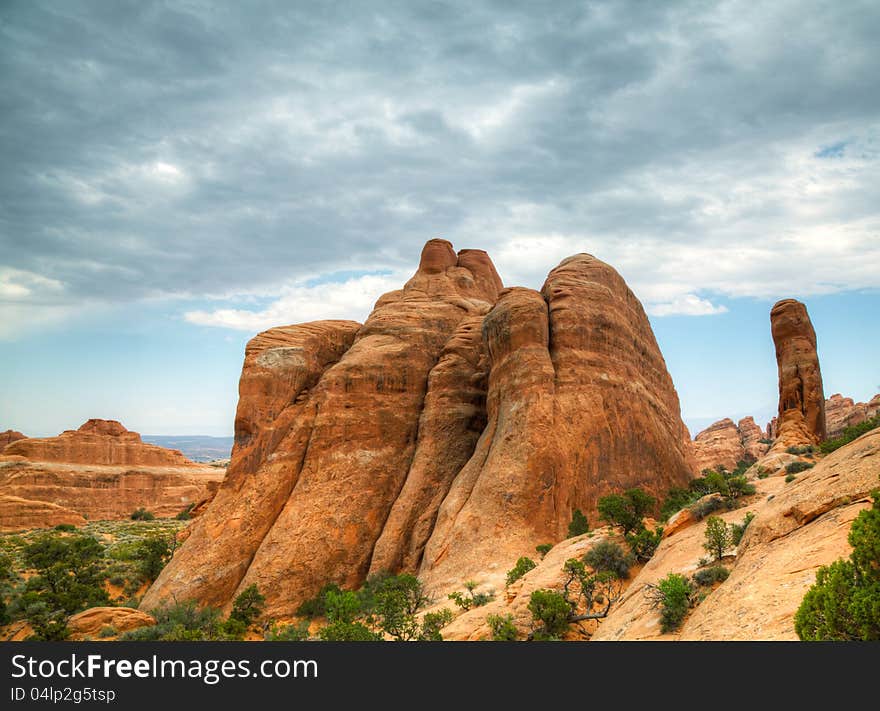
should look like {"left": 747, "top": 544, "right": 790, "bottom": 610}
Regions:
{"left": 647, "top": 295, "right": 728, "bottom": 317}
{"left": 183, "top": 271, "right": 408, "bottom": 332}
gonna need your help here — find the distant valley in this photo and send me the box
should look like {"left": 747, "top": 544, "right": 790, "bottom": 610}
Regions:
{"left": 141, "top": 436, "right": 233, "bottom": 462}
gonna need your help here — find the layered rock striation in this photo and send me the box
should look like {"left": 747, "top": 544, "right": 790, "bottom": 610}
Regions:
{"left": 143, "top": 242, "right": 694, "bottom": 617}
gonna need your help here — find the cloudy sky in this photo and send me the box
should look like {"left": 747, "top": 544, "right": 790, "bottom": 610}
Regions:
{"left": 1, "top": 0, "right": 878, "bottom": 437}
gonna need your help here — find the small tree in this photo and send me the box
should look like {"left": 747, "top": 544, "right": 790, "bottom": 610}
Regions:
{"left": 487, "top": 613, "right": 519, "bottom": 641}
{"left": 703, "top": 516, "right": 732, "bottom": 562}
{"left": 506, "top": 557, "right": 537, "bottom": 586}
{"left": 137, "top": 536, "right": 173, "bottom": 583}
{"left": 528, "top": 589, "right": 571, "bottom": 640}
{"left": 418, "top": 609, "right": 453, "bottom": 641}
{"left": 448, "top": 580, "right": 493, "bottom": 611}
{"left": 597, "top": 489, "right": 656, "bottom": 535}
{"left": 583, "top": 541, "right": 631, "bottom": 579}
{"left": 646, "top": 573, "right": 692, "bottom": 633}
{"left": 229, "top": 584, "right": 266, "bottom": 629}
{"left": 535, "top": 543, "right": 553, "bottom": 559}
{"left": 130, "top": 508, "right": 155, "bottom": 521}
{"left": 795, "top": 488, "right": 880, "bottom": 640}
{"left": 567, "top": 509, "right": 590, "bottom": 537}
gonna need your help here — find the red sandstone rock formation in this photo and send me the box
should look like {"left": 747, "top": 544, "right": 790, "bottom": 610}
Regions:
{"left": 0, "top": 494, "right": 86, "bottom": 532}
{"left": 692, "top": 416, "right": 769, "bottom": 473}
{"left": 142, "top": 243, "right": 694, "bottom": 617}
{"left": 0, "top": 430, "right": 26, "bottom": 451}
{"left": 769, "top": 299, "right": 826, "bottom": 449}
{"left": 4, "top": 419, "right": 192, "bottom": 466}
{"left": 0, "top": 420, "right": 224, "bottom": 528}
{"left": 824, "top": 393, "right": 880, "bottom": 439}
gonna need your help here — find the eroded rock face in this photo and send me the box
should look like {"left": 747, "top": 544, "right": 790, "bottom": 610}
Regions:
{"left": 67, "top": 607, "right": 156, "bottom": 640}
{"left": 0, "top": 494, "right": 86, "bottom": 532}
{"left": 592, "top": 430, "right": 880, "bottom": 641}
{"left": 4, "top": 420, "right": 192, "bottom": 467}
{"left": 692, "top": 416, "right": 769, "bottom": 473}
{"left": 143, "top": 245, "right": 694, "bottom": 617}
{"left": 770, "top": 299, "right": 826, "bottom": 449}
{"left": 0, "top": 430, "right": 26, "bottom": 450}
{"left": 825, "top": 393, "right": 880, "bottom": 439}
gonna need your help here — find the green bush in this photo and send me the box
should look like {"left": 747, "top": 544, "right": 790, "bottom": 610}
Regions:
{"left": 506, "top": 557, "right": 537, "bottom": 586}
{"left": 528, "top": 589, "right": 571, "bottom": 640}
{"left": 419, "top": 609, "right": 453, "bottom": 641}
{"left": 703, "top": 516, "right": 732, "bottom": 562}
{"left": 785, "top": 473, "right": 796, "bottom": 483}
{"left": 98, "top": 625, "right": 117, "bottom": 638}
{"left": 130, "top": 508, "right": 155, "bottom": 521}
{"left": 535, "top": 543, "right": 553, "bottom": 558}
{"left": 265, "top": 620, "right": 310, "bottom": 641}
{"left": 583, "top": 541, "right": 631, "bottom": 578}
{"left": 228, "top": 584, "right": 266, "bottom": 630}
{"left": 654, "top": 574, "right": 692, "bottom": 633}
{"left": 660, "top": 487, "right": 694, "bottom": 521}
{"left": 175, "top": 504, "right": 195, "bottom": 521}
{"left": 730, "top": 512, "right": 755, "bottom": 546}
{"left": 448, "top": 581, "right": 493, "bottom": 611}
{"left": 136, "top": 536, "right": 173, "bottom": 583}
{"left": 819, "top": 414, "right": 880, "bottom": 454}
{"left": 786, "top": 461, "right": 814, "bottom": 475}
{"left": 786, "top": 445, "right": 815, "bottom": 455}
{"left": 693, "top": 566, "right": 729, "bottom": 586}
{"left": 795, "top": 488, "right": 880, "bottom": 640}
{"left": 597, "top": 489, "right": 656, "bottom": 535}
{"left": 121, "top": 600, "right": 230, "bottom": 641}
{"left": 487, "top": 613, "right": 519, "bottom": 641}
{"left": 296, "top": 582, "right": 342, "bottom": 618}
{"left": 690, "top": 495, "right": 725, "bottom": 520}
{"left": 567, "top": 509, "right": 590, "bottom": 537}
{"left": 53, "top": 524, "right": 77, "bottom": 532}
{"left": 626, "top": 527, "right": 663, "bottom": 563}
{"left": 318, "top": 620, "right": 382, "bottom": 641}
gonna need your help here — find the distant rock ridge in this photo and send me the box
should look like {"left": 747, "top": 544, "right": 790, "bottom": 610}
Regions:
{"left": 143, "top": 240, "right": 694, "bottom": 617}
{"left": 692, "top": 416, "right": 769, "bottom": 473}
{"left": 3, "top": 419, "right": 193, "bottom": 466}
{"left": 0, "top": 419, "right": 224, "bottom": 529}
{"left": 824, "top": 393, "right": 880, "bottom": 439}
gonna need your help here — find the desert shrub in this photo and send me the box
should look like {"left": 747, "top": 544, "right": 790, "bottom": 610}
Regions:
{"left": 690, "top": 496, "right": 724, "bottom": 520}
{"left": 703, "top": 516, "right": 732, "bottom": 562}
{"left": 597, "top": 489, "right": 656, "bottom": 535}
{"left": 98, "top": 625, "right": 117, "bottom": 638}
{"left": 108, "top": 574, "right": 126, "bottom": 587}
{"left": 567, "top": 509, "right": 590, "bottom": 537}
{"left": 785, "top": 473, "right": 796, "bottom": 483}
{"left": 0, "top": 552, "right": 12, "bottom": 582}
{"left": 448, "top": 581, "right": 493, "bottom": 611}
{"left": 228, "top": 584, "right": 266, "bottom": 631}
{"left": 535, "top": 543, "right": 553, "bottom": 558}
{"left": 693, "top": 565, "right": 730, "bottom": 586}
{"left": 296, "top": 582, "right": 342, "bottom": 618}
{"left": 730, "top": 512, "right": 755, "bottom": 546}
{"left": 53, "top": 524, "right": 77, "bottom": 532}
{"left": 265, "top": 620, "right": 310, "bottom": 641}
{"left": 652, "top": 573, "right": 693, "bottom": 633}
{"left": 130, "top": 508, "right": 155, "bottom": 521}
{"left": 795, "top": 488, "right": 880, "bottom": 640}
{"left": 136, "top": 536, "right": 173, "bottom": 583}
{"left": 175, "top": 504, "right": 195, "bottom": 521}
{"left": 626, "top": 527, "right": 663, "bottom": 563}
{"left": 726, "top": 475, "right": 756, "bottom": 499}
{"left": 19, "top": 533, "right": 109, "bottom": 639}
{"left": 583, "top": 541, "right": 631, "bottom": 578}
{"left": 820, "top": 414, "right": 880, "bottom": 454}
{"left": 660, "top": 487, "right": 694, "bottom": 521}
{"left": 487, "top": 613, "right": 519, "bottom": 641}
{"left": 506, "top": 557, "right": 537, "bottom": 586}
{"left": 122, "top": 600, "right": 230, "bottom": 641}
{"left": 786, "top": 461, "right": 814, "bottom": 475}
{"left": 759, "top": 438, "right": 773, "bottom": 445}
{"left": 528, "top": 589, "right": 571, "bottom": 640}
{"left": 757, "top": 469, "right": 770, "bottom": 479}
{"left": 419, "top": 609, "right": 454, "bottom": 641}
{"left": 369, "top": 574, "right": 431, "bottom": 641}
{"left": 786, "top": 445, "right": 814, "bottom": 455}
{"left": 318, "top": 620, "right": 382, "bottom": 641}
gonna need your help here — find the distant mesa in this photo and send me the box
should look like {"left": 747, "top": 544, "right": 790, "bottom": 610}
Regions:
{"left": 142, "top": 239, "right": 695, "bottom": 617}
{"left": 3, "top": 418, "right": 193, "bottom": 467}
{"left": 0, "top": 419, "right": 224, "bottom": 531}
